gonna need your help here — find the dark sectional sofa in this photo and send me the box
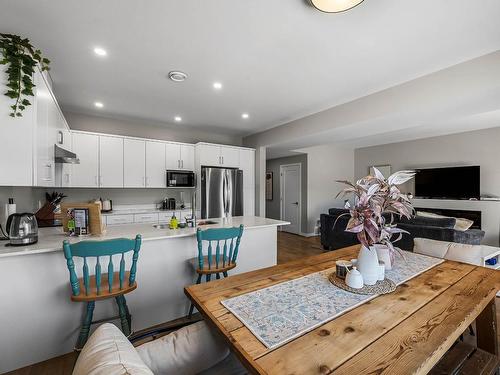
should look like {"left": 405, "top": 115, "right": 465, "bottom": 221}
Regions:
{"left": 320, "top": 208, "right": 485, "bottom": 251}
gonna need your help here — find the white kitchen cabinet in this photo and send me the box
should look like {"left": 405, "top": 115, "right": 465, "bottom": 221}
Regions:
{"left": 99, "top": 135, "right": 124, "bottom": 187}
{"left": 239, "top": 149, "right": 255, "bottom": 216}
{"left": 146, "top": 141, "right": 166, "bottom": 187}
{"left": 124, "top": 139, "right": 146, "bottom": 187}
{"left": 133, "top": 212, "right": 159, "bottom": 223}
{"left": 0, "top": 69, "right": 34, "bottom": 186}
{"left": 197, "top": 143, "right": 240, "bottom": 168}
{"left": 71, "top": 132, "right": 99, "bottom": 187}
{"left": 165, "top": 143, "right": 194, "bottom": 170}
{"left": 239, "top": 149, "right": 255, "bottom": 188}
{"left": 106, "top": 214, "right": 134, "bottom": 225}
{"left": 180, "top": 144, "right": 195, "bottom": 170}
{"left": 165, "top": 142, "right": 181, "bottom": 170}
{"left": 197, "top": 144, "right": 221, "bottom": 167}
{"left": 220, "top": 147, "right": 240, "bottom": 167}
{"left": 34, "top": 74, "right": 55, "bottom": 187}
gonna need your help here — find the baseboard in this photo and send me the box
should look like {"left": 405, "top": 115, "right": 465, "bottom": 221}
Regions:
{"left": 300, "top": 232, "right": 318, "bottom": 237}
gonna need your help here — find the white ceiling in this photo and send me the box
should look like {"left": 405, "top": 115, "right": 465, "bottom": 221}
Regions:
{"left": 1, "top": 0, "right": 500, "bottom": 137}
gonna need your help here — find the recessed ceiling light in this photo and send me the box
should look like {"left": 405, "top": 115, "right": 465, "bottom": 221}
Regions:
{"left": 168, "top": 71, "right": 188, "bottom": 82}
{"left": 174, "top": 116, "right": 182, "bottom": 122}
{"left": 241, "top": 113, "right": 249, "bottom": 119}
{"left": 94, "top": 102, "right": 104, "bottom": 108}
{"left": 213, "top": 82, "right": 223, "bottom": 90}
{"left": 93, "top": 47, "right": 107, "bottom": 56}
{"left": 309, "top": 0, "right": 364, "bottom": 13}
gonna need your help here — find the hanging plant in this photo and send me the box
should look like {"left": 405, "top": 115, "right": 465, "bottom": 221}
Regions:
{"left": 0, "top": 33, "right": 50, "bottom": 117}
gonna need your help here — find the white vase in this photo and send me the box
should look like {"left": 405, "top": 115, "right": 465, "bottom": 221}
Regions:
{"left": 357, "top": 245, "right": 379, "bottom": 285}
{"left": 375, "top": 244, "right": 393, "bottom": 270}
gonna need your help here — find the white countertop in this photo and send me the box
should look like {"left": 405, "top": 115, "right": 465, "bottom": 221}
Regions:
{"left": 0, "top": 216, "right": 289, "bottom": 258}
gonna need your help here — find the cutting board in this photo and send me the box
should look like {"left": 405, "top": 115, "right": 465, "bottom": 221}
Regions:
{"left": 60, "top": 202, "right": 105, "bottom": 235}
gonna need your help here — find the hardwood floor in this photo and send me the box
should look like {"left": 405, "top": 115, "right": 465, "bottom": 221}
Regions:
{"left": 277, "top": 231, "right": 323, "bottom": 264}
{"left": 4, "top": 232, "right": 498, "bottom": 374}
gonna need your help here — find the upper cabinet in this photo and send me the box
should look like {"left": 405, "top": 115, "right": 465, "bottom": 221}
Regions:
{"left": 197, "top": 143, "right": 240, "bottom": 168}
{"left": 0, "top": 65, "right": 71, "bottom": 187}
{"left": 145, "top": 141, "right": 166, "bottom": 187}
{"left": 180, "top": 144, "right": 195, "bottom": 170}
{"left": 71, "top": 132, "right": 99, "bottom": 187}
{"left": 99, "top": 135, "right": 124, "bottom": 188}
{"left": 165, "top": 142, "right": 195, "bottom": 170}
{"left": 124, "top": 139, "right": 146, "bottom": 188}
{"left": 0, "top": 67, "right": 35, "bottom": 186}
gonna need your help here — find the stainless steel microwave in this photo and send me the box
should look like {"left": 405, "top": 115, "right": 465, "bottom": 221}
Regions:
{"left": 166, "top": 170, "right": 195, "bottom": 188}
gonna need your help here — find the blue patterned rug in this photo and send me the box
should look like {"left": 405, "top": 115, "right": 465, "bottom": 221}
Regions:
{"left": 221, "top": 251, "right": 443, "bottom": 349}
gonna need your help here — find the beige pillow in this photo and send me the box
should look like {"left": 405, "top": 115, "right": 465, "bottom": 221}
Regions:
{"left": 413, "top": 238, "right": 449, "bottom": 259}
{"left": 72, "top": 323, "right": 153, "bottom": 375}
{"left": 136, "top": 321, "right": 229, "bottom": 375}
{"left": 416, "top": 211, "right": 473, "bottom": 231}
{"left": 413, "top": 238, "right": 482, "bottom": 266}
{"left": 454, "top": 218, "right": 474, "bottom": 231}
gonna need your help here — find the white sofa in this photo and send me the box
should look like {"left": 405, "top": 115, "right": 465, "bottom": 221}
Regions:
{"left": 413, "top": 237, "right": 500, "bottom": 267}
{"left": 72, "top": 322, "right": 247, "bottom": 375}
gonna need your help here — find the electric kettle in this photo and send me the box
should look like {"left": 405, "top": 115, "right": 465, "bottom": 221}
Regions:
{"left": 6, "top": 213, "right": 38, "bottom": 246}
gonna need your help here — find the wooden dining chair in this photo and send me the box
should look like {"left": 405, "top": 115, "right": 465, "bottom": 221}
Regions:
{"left": 63, "top": 235, "right": 142, "bottom": 349}
{"left": 188, "top": 225, "right": 244, "bottom": 317}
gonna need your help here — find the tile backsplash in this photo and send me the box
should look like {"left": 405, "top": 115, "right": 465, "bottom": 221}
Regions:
{"left": 0, "top": 186, "right": 193, "bottom": 226}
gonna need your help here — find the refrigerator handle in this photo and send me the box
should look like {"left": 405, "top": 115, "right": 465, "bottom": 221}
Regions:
{"left": 224, "top": 171, "right": 230, "bottom": 217}
{"left": 222, "top": 170, "right": 227, "bottom": 217}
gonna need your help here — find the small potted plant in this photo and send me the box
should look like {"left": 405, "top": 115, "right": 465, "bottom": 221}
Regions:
{"left": 336, "top": 168, "right": 415, "bottom": 284}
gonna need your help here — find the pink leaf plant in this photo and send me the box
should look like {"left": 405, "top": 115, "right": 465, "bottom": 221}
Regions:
{"left": 335, "top": 168, "right": 416, "bottom": 260}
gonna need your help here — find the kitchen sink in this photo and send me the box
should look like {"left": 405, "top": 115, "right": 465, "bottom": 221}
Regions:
{"left": 152, "top": 224, "right": 169, "bottom": 229}
{"left": 197, "top": 220, "right": 218, "bottom": 225}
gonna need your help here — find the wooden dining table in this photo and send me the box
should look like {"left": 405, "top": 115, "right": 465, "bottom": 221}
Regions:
{"left": 184, "top": 245, "right": 500, "bottom": 374}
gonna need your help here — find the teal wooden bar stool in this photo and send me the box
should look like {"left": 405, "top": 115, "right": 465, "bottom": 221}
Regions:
{"left": 63, "top": 235, "right": 142, "bottom": 349}
{"left": 188, "top": 225, "right": 244, "bottom": 317}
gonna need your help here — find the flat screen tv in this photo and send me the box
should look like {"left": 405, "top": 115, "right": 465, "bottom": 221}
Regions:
{"left": 414, "top": 166, "right": 480, "bottom": 200}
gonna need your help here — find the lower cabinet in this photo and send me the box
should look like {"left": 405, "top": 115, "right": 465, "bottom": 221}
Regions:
{"left": 106, "top": 215, "right": 134, "bottom": 225}
{"left": 133, "top": 213, "right": 159, "bottom": 223}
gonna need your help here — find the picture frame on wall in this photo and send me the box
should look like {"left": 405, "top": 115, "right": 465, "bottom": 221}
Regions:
{"left": 266, "top": 172, "right": 273, "bottom": 200}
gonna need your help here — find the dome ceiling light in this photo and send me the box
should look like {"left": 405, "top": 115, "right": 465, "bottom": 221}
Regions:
{"left": 168, "top": 71, "right": 188, "bottom": 82}
{"left": 309, "top": 0, "right": 364, "bottom": 13}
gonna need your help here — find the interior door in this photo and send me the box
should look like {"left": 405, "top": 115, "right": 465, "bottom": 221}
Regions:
{"left": 281, "top": 164, "right": 301, "bottom": 234}
{"left": 124, "top": 139, "right": 145, "bottom": 187}
{"left": 146, "top": 141, "right": 166, "bottom": 187}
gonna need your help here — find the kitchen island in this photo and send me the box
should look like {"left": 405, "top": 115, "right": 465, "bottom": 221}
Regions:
{"left": 0, "top": 216, "right": 288, "bottom": 373}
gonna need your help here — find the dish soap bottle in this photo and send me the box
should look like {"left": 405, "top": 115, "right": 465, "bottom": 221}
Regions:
{"left": 169, "top": 214, "right": 178, "bottom": 229}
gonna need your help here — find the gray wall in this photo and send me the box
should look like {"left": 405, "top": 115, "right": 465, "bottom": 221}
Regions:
{"left": 354, "top": 127, "right": 500, "bottom": 246}
{"left": 266, "top": 154, "right": 308, "bottom": 234}
{"left": 65, "top": 111, "right": 242, "bottom": 146}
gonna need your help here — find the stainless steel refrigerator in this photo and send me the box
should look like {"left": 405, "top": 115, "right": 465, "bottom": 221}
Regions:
{"left": 201, "top": 167, "right": 243, "bottom": 219}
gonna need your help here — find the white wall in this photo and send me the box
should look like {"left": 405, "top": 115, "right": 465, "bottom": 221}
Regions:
{"left": 297, "top": 143, "right": 354, "bottom": 233}
{"left": 355, "top": 127, "right": 500, "bottom": 246}
{"left": 65, "top": 111, "right": 242, "bottom": 146}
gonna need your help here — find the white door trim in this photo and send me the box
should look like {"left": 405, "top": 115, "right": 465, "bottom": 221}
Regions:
{"left": 280, "top": 163, "right": 301, "bottom": 235}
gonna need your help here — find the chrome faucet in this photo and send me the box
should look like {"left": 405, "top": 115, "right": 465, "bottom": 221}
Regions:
{"left": 187, "top": 191, "right": 197, "bottom": 228}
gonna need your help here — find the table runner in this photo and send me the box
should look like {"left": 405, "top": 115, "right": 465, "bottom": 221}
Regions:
{"left": 221, "top": 251, "right": 443, "bottom": 349}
